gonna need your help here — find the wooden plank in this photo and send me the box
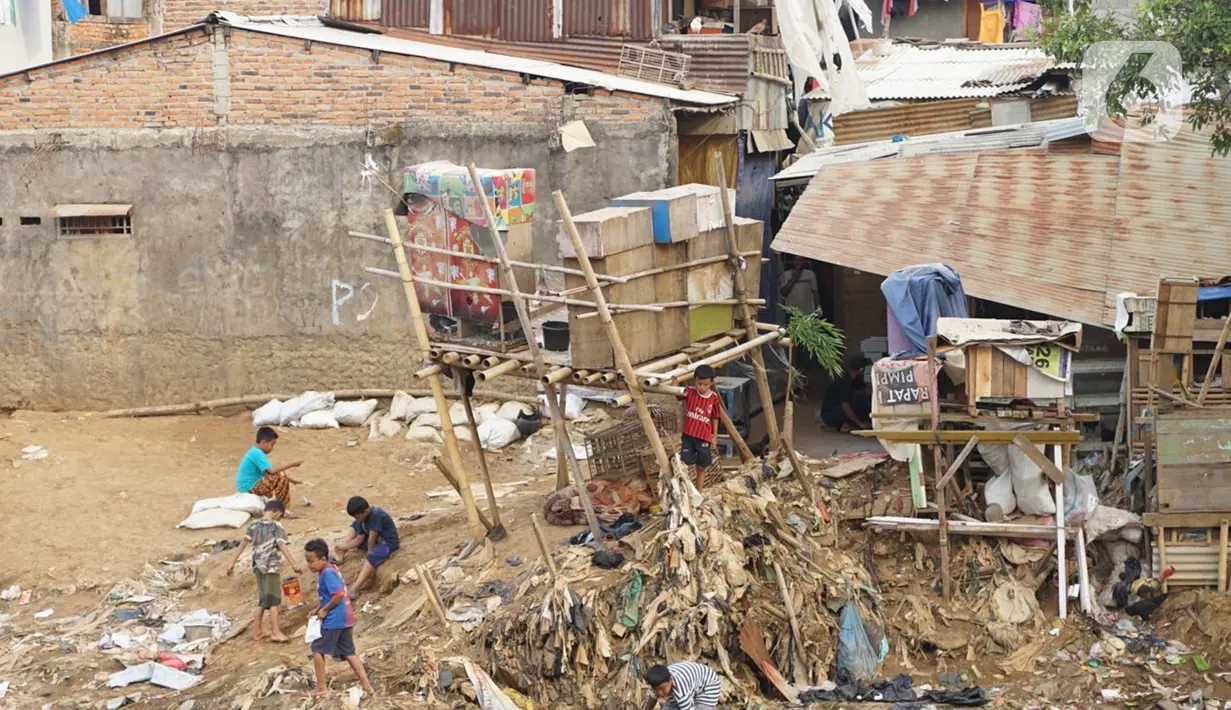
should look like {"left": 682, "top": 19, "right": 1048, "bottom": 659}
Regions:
{"left": 937, "top": 435, "right": 979, "bottom": 491}
{"left": 974, "top": 345, "right": 994, "bottom": 400}
{"left": 555, "top": 205, "right": 653, "bottom": 259}
{"left": 1012, "top": 434, "right": 1067, "bottom": 485}
{"left": 1144, "top": 512, "right": 1231, "bottom": 527}
{"left": 1152, "top": 277, "right": 1199, "bottom": 354}
{"left": 852, "top": 429, "right": 1081, "bottom": 444}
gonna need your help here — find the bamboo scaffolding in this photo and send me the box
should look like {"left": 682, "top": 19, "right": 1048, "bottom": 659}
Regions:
{"left": 718, "top": 397, "right": 754, "bottom": 463}
{"left": 716, "top": 151, "right": 780, "bottom": 452}
{"left": 644, "top": 329, "right": 784, "bottom": 387}
{"left": 349, "top": 230, "right": 628, "bottom": 284}
{"left": 100, "top": 387, "right": 536, "bottom": 418}
{"left": 555, "top": 189, "right": 674, "bottom": 484}
{"left": 543, "top": 367, "right": 573, "bottom": 385}
{"left": 530, "top": 513, "right": 560, "bottom": 581}
{"left": 466, "top": 165, "right": 603, "bottom": 543}
{"left": 364, "top": 267, "right": 662, "bottom": 313}
{"left": 572, "top": 298, "right": 767, "bottom": 319}
{"left": 636, "top": 335, "right": 738, "bottom": 375}
{"left": 1197, "top": 315, "right": 1231, "bottom": 405}
{"left": 383, "top": 209, "right": 486, "bottom": 540}
{"left": 432, "top": 456, "right": 494, "bottom": 532}
{"left": 477, "top": 359, "right": 522, "bottom": 382}
{"left": 454, "top": 367, "right": 505, "bottom": 539}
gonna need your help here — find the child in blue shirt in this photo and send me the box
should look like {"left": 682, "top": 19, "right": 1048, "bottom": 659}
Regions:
{"left": 303, "top": 538, "right": 375, "bottom": 699}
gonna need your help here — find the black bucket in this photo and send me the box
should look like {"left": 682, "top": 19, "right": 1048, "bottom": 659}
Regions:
{"left": 542, "top": 320, "right": 570, "bottom": 351}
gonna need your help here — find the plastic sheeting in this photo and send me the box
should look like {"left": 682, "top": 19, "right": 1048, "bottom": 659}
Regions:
{"left": 777, "top": 0, "right": 870, "bottom": 116}
{"left": 880, "top": 264, "right": 969, "bottom": 357}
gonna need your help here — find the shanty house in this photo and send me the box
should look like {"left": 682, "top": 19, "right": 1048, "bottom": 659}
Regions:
{"left": 0, "top": 12, "right": 737, "bottom": 410}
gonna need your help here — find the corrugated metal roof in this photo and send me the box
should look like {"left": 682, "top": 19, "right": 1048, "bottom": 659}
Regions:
{"left": 772, "top": 116, "right": 1088, "bottom": 182}
{"left": 211, "top": 13, "right": 736, "bottom": 105}
{"left": 377, "top": 26, "right": 629, "bottom": 72}
{"left": 831, "top": 99, "right": 990, "bottom": 146}
{"left": 655, "top": 34, "right": 751, "bottom": 96}
{"left": 771, "top": 123, "right": 1231, "bottom": 328}
{"left": 805, "top": 44, "right": 1061, "bottom": 101}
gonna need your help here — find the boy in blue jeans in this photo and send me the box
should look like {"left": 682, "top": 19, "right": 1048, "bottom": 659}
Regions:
{"left": 303, "top": 538, "right": 375, "bottom": 698}
{"left": 335, "top": 496, "right": 400, "bottom": 596}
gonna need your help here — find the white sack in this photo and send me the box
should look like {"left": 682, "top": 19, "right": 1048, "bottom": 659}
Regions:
{"left": 252, "top": 400, "right": 282, "bottom": 427}
{"left": 406, "top": 397, "right": 438, "bottom": 416}
{"left": 296, "top": 410, "right": 341, "bottom": 429}
{"left": 279, "top": 391, "right": 335, "bottom": 426}
{"left": 449, "top": 402, "right": 470, "bottom": 424}
{"left": 389, "top": 391, "right": 415, "bottom": 421}
{"left": 984, "top": 468, "right": 1017, "bottom": 518}
{"left": 376, "top": 414, "right": 403, "bottom": 438}
{"left": 540, "top": 392, "right": 586, "bottom": 420}
{"left": 405, "top": 426, "right": 444, "bottom": 444}
{"left": 477, "top": 417, "right": 520, "bottom": 450}
{"left": 456, "top": 425, "right": 474, "bottom": 443}
{"left": 190, "top": 493, "right": 266, "bottom": 516}
{"left": 495, "top": 401, "right": 534, "bottom": 421}
{"left": 477, "top": 402, "right": 501, "bottom": 420}
{"left": 332, "top": 399, "right": 378, "bottom": 427}
{"left": 413, "top": 413, "right": 443, "bottom": 430}
{"left": 177, "top": 508, "right": 251, "bottom": 530}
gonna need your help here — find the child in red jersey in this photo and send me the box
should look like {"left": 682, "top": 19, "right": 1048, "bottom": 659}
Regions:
{"left": 676, "top": 364, "right": 721, "bottom": 490}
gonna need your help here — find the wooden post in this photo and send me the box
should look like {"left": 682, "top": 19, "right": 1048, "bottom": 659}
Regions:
{"left": 384, "top": 209, "right": 486, "bottom": 541}
{"left": 465, "top": 165, "right": 603, "bottom": 546}
{"left": 715, "top": 152, "right": 780, "bottom": 452}
{"left": 556, "top": 381, "right": 569, "bottom": 491}
{"left": 531, "top": 513, "right": 560, "bottom": 581}
{"left": 927, "top": 336, "right": 951, "bottom": 601}
{"left": 1054, "top": 440, "right": 1067, "bottom": 620}
{"left": 453, "top": 367, "right": 505, "bottom": 538}
{"left": 782, "top": 343, "right": 795, "bottom": 450}
{"left": 1155, "top": 526, "right": 1169, "bottom": 592}
{"left": 1198, "top": 316, "right": 1231, "bottom": 405}
{"left": 432, "top": 457, "right": 494, "bottom": 532}
{"left": 1218, "top": 519, "right": 1228, "bottom": 594}
{"left": 554, "top": 190, "right": 674, "bottom": 481}
{"left": 772, "top": 560, "right": 805, "bottom": 671}
{"left": 417, "top": 565, "right": 449, "bottom": 626}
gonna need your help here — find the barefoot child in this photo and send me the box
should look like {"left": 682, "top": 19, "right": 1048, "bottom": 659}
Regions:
{"left": 226, "top": 499, "right": 303, "bottom": 642}
{"left": 303, "top": 538, "right": 375, "bottom": 698}
{"left": 236, "top": 427, "right": 305, "bottom": 513}
{"left": 676, "top": 364, "right": 722, "bottom": 491}
{"left": 335, "top": 496, "right": 400, "bottom": 596}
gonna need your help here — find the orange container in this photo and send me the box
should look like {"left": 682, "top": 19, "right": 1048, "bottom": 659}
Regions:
{"left": 281, "top": 577, "right": 304, "bottom": 609}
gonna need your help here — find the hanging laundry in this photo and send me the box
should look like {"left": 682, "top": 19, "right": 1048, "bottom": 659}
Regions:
{"left": 62, "top": 0, "right": 89, "bottom": 24}
{"left": 1012, "top": 0, "right": 1042, "bottom": 40}
{"left": 978, "top": 1, "right": 1006, "bottom": 44}
{"left": 881, "top": 0, "right": 918, "bottom": 19}
{"left": 0, "top": 0, "right": 17, "bottom": 25}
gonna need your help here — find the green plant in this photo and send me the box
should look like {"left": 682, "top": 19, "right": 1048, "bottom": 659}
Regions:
{"left": 782, "top": 303, "right": 846, "bottom": 378}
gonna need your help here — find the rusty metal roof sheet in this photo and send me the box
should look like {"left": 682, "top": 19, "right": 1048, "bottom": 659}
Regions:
{"left": 805, "top": 44, "right": 1060, "bottom": 101}
{"left": 655, "top": 34, "right": 751, "bottom": 96}
{"left": 772, "top": 123, "right": 1231, "bottom": 328}
{"left": 375, "top": 25, "right": 630, "bottom": 73}
{"left": 212, "top": 13, "right": 736, "bottom": 105}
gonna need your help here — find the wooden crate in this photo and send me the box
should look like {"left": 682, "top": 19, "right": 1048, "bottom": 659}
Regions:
{"left": 555, "top": 206, "right": 653, "bottom": 259}
{"left": 564, "top": 243, "right": 690, "bottom": 369}
{"left": 1156, "top": 408, "right": 1231, "bottom": 513}
{"left": 682, "top": 217, "right": 763, "bottom": 341}
{"left": 966, "top": 345, "right": 1029, "bottom": 404}
{"left": 1152, "top": 277, "right": 1199, "bottom": 354}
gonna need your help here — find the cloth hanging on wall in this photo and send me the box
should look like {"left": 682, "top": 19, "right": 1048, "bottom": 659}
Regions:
{"left": 1011, "top": 0, "right": 1042, "bottom": 40}
{"left": 979, "top": 2, "right": 1006, "bottom": 44}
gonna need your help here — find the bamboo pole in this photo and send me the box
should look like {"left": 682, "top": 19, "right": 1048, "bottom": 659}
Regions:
{"left": 349, "top": 230, "right": 628, "bottom": 284}
{"left": 100, "top": 388, "right": 535, "bottom": 418}
{"left": 772, "top": 560, "right": 805, "bottom": 671}
{"left": 415, "top": 364, "right": 442, "bottom": 379}
{"left": 606, "top": 251, "right": 761, "bottom": 283}
{"left": 432, "top": 456, "right": 494, "bottom": 531}
{"left": 582, "top": 371, "right": 605, "bottom": 384}
{"left": 1198, "top": 316, "right": 1231, "bottom": 405}
{"left": 416, "top": 565, "right": 449, "bottom": 626}
{"left": 554, "top": 189, "right": 674, "bottom": 483}
{"left": 454, "top": 367, "right": 505, "bottom": 539}
{"left": 572, "top": 370, "right": 591, "bottom": 383}
{"left": 383, "top": 209, "right": 486, "bottom": 541}
{"left": 718, "top": 397, "right": 753, "bottom": 463}
{"left": 573, "top": 298, "right": 766, "bottom": 319}
{"left": 364, "top": 267, "right": 661, "bottom": 312}
{"left": 465, "top": 165, "right": 602, "bottom": 544}
{"left": 543, "top": 367, "right": 573, "bottom": 385}
{"left": 530, "top": 513, "right": 560, "bottom": 581}
{"left": 636, "top": 335, "right": 737, "bottom": 375}
{"left": 462, "top": 354, "right": 483, "bottom": 367}
{"left": 477, "top": 359, "right": 521, "bottom": 382}
{"left": 782, "top": 343, "right": 795, "bottom": 450}
{"left": 645, "top": 329, "right": 784, "bottom": 387}
{"left": 715, "top": 151, "right": 780, "bottom": 451}
{"left": 927, "top": 336, "right": 951, "bottom": 601}
{"left": 556, "top": 381, "right": 570, "bottom": 491}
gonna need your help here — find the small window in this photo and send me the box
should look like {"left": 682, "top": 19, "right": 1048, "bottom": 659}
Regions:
{"left": 20, "top": 216, "right": 40, "bottom": 225}
{"left": 52, "top": 204, "right": 133, "bottom": 238}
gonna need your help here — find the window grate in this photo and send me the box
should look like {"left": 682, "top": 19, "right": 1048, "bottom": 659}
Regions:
{"left": 58, "top": 215, "right": 132, "bottom": 237}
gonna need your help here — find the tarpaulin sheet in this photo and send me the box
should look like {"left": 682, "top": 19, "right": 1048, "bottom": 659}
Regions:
{"left": 881, "top": 264, "right": 969, "bottom": 356}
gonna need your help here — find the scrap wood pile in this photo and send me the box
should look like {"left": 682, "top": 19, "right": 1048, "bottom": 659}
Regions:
{"left": 474, "top": 454, "right": 884, "bottom": 708}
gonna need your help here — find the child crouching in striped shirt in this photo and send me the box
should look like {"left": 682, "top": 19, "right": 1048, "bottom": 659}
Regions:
{"left": 643, "top": 661, "right": 722, "bottom": 710}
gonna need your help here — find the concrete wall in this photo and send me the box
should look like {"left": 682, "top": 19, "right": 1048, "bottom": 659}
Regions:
{"left": 0, "top": 27, "right": 677, "bottom": 409}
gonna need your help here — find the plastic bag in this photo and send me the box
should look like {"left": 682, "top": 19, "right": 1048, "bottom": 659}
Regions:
{"left": 279, "top": 391, "right": 335, "bottom": 426}
{"left": 296, "top": 410, "right": 341, "bottom": 429}
{"left": 1063, "top": 470, "right": 1099, "bottom": 525}
{"left": 332, "top": 399, "right": 378, "bottom": 427}
{"left": 304, "top": 617, "right": 322, "bottom": 644}
{"left": 540, "top": 392, "right": 585, "bottom": 420}
{"left": 252, "top": 399, "right": 282, "bottom": 427}
{"left": 478, "top": 417, "right": 520, "bottom": 450}
{"left": 835, "top": 601, "right": 879, "bottom": 684}
{"left": 389, "top": 391, "right": 415, "bottom": 421}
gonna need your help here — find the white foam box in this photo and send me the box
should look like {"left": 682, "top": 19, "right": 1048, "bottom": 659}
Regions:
{"left": 611, "top": 184, "right": 735, "bottom": 244}
{"left": 556, "top": 205, "right": 653, "bottom": 259}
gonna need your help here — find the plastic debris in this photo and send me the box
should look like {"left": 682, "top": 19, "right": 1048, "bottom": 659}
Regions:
{"left": 33, "top": 609, "right": 53, "bottom": 619}
{"left": 0, "top": 585, "right": 19, "bottom": 601}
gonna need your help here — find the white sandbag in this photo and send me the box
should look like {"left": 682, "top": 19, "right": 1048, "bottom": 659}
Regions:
{"left": 176, "top": 508, "right": 251, "bottom": 530}
{"left": 477, "top": 417, "right": 520, "bottom": 450}
{"left": 477, "top": 402, "right": 501, "bottom": 420}
{"left": 1085, "top": 505, "right": 1142, "bottom": 541}
{"left": 1007, "top": 443, "right": 1055, "bottom": 516}
{"left": 456, "top": 425, "right": 474, "bottom": 443}
{"left": 296, "top": 410, "right": 341, "bottom": 429}
{"left": 376, "top": 414, "right": 403, "bottom": 438}
{"left": 332, "top": 399, "right": 378, "bottom": 427}
{"left": 449, "top": 402, "right": 470, "bottom": 424}
{"left": 495, "top": 401, "right": 534, "bottom": 421}
{"left": 279, "top": 391, "right": 335, "bottom": 426}
{"left": 413, "top": 413, "right": 442, "bottom": 430}
{"left": 405, "top": 426, "right": 443, "bottom": 444}
{"left": 389, "top": 391, "right": 415, "bottom": 421}
{"left": 190, "top": 492, "right": 266, "bottom": 516}
{"left": 406, "top": 397, "right": 438, "bottom": 416}
{"left": 540, "top": 392, "right": 586, "bottom": 420}
{"left": 984, "top": 468, "right": 1017, "bottom": 519}
{"left": 252, "top": 399, "right": 283, "bottom": 427}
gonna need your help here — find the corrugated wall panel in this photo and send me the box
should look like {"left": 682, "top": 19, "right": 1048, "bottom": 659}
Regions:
{"left": 331, "top": 0, "right": 381, "bottom": 21}
{"left": 564, "top": 0, "right": 651, "bottom": 39}
{"left": 380, "top": 25, "right": 629, "bottom": 70}
{"left": 450, "top": 0, "right": 501, "bottom": 36}
{"left": 656, "top": 34, "right": 749, "bottom": 95}
{"left": 1029, "top": 94, "right": 1078, "bottom": 122}
{"left": 381, "top": 0, "right": 429, "bottom": 27}
{"left": 501, "top": 0, "right": 553, "bottom": 41}
{"left": 833, "top": 99, "right": 990, "bottom": 145}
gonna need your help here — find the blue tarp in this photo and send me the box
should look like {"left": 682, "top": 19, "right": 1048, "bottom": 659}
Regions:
{"left": 1199, "top": 285, "right": 1231, "bottom": 302}
{"left": 881, "top": 264, "right": 969, "bottom": 356}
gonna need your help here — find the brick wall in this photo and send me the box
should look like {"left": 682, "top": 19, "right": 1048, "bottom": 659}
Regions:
{"left": 163, "top": 0, "right": 328, "bottom": 32}
{"left": 68, "top": 17, "right": 150, "bottom": 54}
{"left": 0, "top": 27, "right": 668, "bottom": 130}
{"left": 0, "top": 31, "right": 214, "bottom": 129}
